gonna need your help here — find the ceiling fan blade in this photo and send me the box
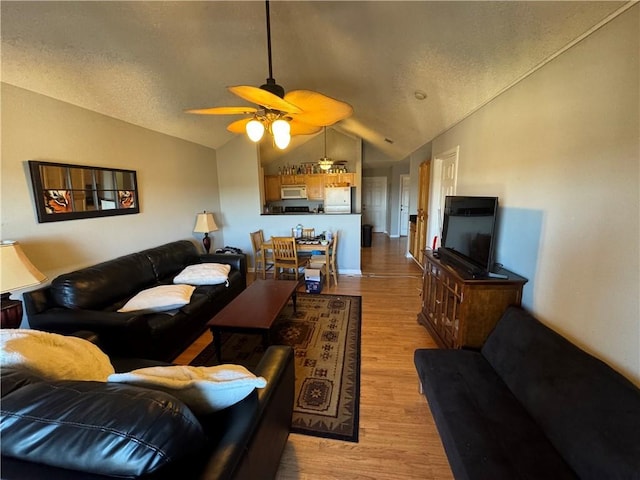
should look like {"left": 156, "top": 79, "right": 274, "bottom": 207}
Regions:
{"left": 289, "top": 119, "right": 322, "bottom": 136}
{"left": 284, "top": 90, "right": 353, "bottom": 126}
{"left": 185, "top": 106, "right": 257, "bottom": 115}
{"left": 227, "top": 118, "right": 252, "bottom": 134}
{"left": 229, "top": 85, "right": 302, "bottom": 114}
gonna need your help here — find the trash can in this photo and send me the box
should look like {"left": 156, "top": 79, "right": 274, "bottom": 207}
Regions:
{"left": 361, "top": 224, "right": 373, "bottom": 247}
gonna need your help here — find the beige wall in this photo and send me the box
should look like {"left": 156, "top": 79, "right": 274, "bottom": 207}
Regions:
{"left": 431, "top": 7, "right": 639, "bottom": 384}
{"left": 1, "top": 84, "right": 221, "bottom": 325}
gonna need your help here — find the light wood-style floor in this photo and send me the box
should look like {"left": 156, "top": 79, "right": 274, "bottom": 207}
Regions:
{"left": 174, "top": 234, "right": 454, "bottom": 480}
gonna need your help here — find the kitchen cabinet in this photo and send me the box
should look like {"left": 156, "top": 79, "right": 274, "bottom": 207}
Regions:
{"left": 280, "top": 174, "right": 306, "bottom": 185}
{"left": 324, "top": 172, "right": 355, "bottom": 187}
{"left": 264, "top": 175, "right": 281, "bottom": 202}
{"left": 305, "top": 174, "right": 325, "bottom": 200}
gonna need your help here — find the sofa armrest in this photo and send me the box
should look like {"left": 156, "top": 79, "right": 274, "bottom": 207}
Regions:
{"left": 27, "top": 310, "right": 153, "bottom": 359}
{"left": 200, "top": 253, "right": 247, "bottom": 287}
{"left": 198, "top": 345, "right": 294, "bottom": 480}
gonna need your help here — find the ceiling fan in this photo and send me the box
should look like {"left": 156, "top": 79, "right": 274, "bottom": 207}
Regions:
{"left": 185, "top": 0, "right": 353, "bottom": 149}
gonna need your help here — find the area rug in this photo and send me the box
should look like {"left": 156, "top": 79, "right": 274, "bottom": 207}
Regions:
{"left": 190, "top": 293, "right": 361, "bottom": 442}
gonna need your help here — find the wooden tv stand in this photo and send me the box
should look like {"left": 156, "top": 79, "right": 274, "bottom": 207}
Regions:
{"left": 418, "top": 250, "right": 527, "bottom": 349}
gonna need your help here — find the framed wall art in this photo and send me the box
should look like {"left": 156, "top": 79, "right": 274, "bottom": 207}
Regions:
{"left": 28, "top": 161, "right": 140, "bottom": 223}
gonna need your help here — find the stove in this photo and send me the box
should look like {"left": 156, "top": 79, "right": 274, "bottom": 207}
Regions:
{"left": 284, "top": 206, "right": 310, "bottom": 214}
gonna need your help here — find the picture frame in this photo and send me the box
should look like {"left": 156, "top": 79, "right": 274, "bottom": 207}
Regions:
{"left": 28, "top": 160, "right": 140, "bottom": 223}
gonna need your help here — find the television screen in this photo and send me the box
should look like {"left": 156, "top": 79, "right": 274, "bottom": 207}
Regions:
{"left": 440, "top": 196, "right": 498, "bottom": 275}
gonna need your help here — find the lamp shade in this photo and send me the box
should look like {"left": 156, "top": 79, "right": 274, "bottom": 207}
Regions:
{"left": 193, "top": 212, "right": 218, "bottom": 234}
{"left": 0, "top": 241, "right": 46, "bottom": 293}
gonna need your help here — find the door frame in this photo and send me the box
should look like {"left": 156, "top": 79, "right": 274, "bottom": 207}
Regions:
{"left": 427, "top": 146, "right": 459, "bottom": 248}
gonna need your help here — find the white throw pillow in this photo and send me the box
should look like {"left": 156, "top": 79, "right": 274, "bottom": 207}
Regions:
{"left": 108, "top": 364, "right": 267, "bottom": 414}
{"left": 0, "top": 329, "right": 114, "bottom": 381}
{"left": 173, "top": 263, "right": 231, "bottom": 286}
{"left": 117, "top": 284, "right": 195, "bottom": 313}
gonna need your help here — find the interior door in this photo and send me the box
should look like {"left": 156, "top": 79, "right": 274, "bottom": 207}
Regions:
{"left": 399, "top": 175, "right": 410, "bottom": 236}
{"left": 414, "top": 161, "right": 431, "bottom": 265}
{"left": 362, "top": 176, "right": 387, "bottom": 232}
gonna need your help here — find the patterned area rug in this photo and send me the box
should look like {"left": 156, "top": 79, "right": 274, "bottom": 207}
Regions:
{"left": 190, "top": 293, "right": 361, "bottom": 442}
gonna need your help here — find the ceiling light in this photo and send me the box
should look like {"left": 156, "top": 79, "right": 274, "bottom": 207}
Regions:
{"left": 271, "top": 118, "right": 291, "bottom": 149}
{"left": 414, "top": 90, "right": 427, "bottom": 101}
{"left": 246, "top": 119, "right": 265, "bottom": 142}
{"left": 318, "top": 127, "right": 334, "bottom": 171}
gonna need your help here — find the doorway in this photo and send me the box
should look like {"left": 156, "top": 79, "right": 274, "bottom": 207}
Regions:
{"left": 362, "top": 176, "right": 387, "bottom": 233}
{"left": 399, "top": 175, "right": 410, "bottom": 237}
{"left": 427, "top": 146, "right": 459, "bottom": 248}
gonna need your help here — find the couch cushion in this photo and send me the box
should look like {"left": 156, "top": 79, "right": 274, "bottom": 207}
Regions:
{"left": 117, "top": 284, "right": 196, "bottom": 313}
{"left": 173, "top": 263, "right": 231, "bottom": 286}
{"left": 51, "top": 252, "right": 156, "bottom": 310}
{"left": 414, "top": 349, "right": 576, "bottom": 480}
{"left": 108, "top": 364, "right": 267, "bottom": 414}
{"left": 0, "top": 380, "right": 206, "bottom": 477}
{"left": 482, "top": 306, "right": 640, "bottom": 480}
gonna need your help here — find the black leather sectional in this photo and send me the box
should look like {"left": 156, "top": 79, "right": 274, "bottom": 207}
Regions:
{"left": 23, "top": 240, "right": 247, "bottom": 362}
{"left": 1, "top": 345, "right": 295, "bottom": 479}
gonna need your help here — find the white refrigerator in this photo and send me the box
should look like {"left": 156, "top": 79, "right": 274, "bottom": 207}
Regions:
{"left": 324, "top": 186, "right": 354, "bottom": 214}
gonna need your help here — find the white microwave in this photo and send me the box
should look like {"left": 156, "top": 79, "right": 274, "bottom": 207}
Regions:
{"left": 281, "top": 185, "right": 307, "bottom": 200}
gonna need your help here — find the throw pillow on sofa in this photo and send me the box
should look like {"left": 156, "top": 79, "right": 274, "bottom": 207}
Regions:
{"left": 173, "top": 263, "right": 231, "bottom": 286}
{"left": 0, "top": 329, "right": 114, "bottom": 381}
{"left": 108, "top": 364, "right": 267, "bottom": 414}
{"left": 117, "top": 284, "right": 196, "bottom": 313}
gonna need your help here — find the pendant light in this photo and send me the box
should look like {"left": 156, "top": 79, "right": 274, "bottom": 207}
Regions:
{"left": 318, "top": 127, "right": 333, "bottom": 171}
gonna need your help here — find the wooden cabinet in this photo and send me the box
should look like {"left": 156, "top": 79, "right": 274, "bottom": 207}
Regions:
{"left": 264, "top": 175, "right": 281, "bottom": 202}
{"left": 280, "top": 174, "right": 306, "bottom": 185}
{"left": 305, "top": 174, "right": 325, "bottom": 200}
{"left": 324, "top": 172, "right": 355, "bottom": 187}
{"left": 264, "top": 172, "right": 356, "bottom": 202}
{"left": 418, "top": 251, "right": 527, "bottom": 349}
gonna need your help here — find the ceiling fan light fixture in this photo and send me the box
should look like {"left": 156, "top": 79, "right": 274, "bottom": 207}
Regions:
{"left": 246, "top": 118, "right": 265, "bottom": 142}
{"left": 272, "top": 118, "right": 291, "bottom": 149}
{"left": 318, "top": 157, "right": 333, "bottom": 171}
{"left": 317, "top": 126, "right": 334, "bottom": 171}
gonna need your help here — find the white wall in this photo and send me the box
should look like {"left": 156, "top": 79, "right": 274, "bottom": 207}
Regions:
{"left": 216, "top": 136, "right": 362, "bottom": 275}
{"left": 1, "top": 84, "right": 221, "bottom": 325}
{"left": 431, "top": 7, "right": 639, "bottom": 384}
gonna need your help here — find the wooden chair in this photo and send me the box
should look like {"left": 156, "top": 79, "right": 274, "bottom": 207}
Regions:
{"left": 271, "top": 236, "right": 309, "bottom": 281}
{"left": 250, "top": 230, "right": 274, "bottom": 279}
{"left": 311, "top": 231, "right": 339, "bottom": 287}
{"left": 291, "top": 227, "right": 315, "bottom": 239}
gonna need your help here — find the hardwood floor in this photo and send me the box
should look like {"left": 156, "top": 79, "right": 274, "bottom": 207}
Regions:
{"left": 174, "top": 233, "right": 453, "bottom": 479}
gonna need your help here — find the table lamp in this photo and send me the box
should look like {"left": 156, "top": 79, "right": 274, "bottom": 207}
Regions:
{"left": 193, "top": 211, "right": 218, "bottom": 253}
{"left": 1, "top": 241, "right": 47, "bottom": 329}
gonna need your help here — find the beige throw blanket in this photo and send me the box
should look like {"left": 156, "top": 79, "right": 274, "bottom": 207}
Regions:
{"left": 0, "top": 329, "right": 114, "bottom": 381}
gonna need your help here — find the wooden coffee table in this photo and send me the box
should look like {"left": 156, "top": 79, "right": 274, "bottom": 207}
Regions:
{"left": 207, "top": 279, "right": 299, "bottom": 362}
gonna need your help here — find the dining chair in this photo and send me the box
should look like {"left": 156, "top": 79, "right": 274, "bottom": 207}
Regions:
{"left": 250, "top": 230, "right": 274, "bottom": 279}
{"left": 310, "top": 231, "right": 338, "bottom": 287}
{"left": 271, "top": 236, "right": 309, "bottom": 281}
{"left": 291, "top": 227, "right": 316, "bottom": 239}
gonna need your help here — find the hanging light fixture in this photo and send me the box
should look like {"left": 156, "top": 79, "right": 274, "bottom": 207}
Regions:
{"left": 318, "top": 127, "right": 333, "bottom": 171}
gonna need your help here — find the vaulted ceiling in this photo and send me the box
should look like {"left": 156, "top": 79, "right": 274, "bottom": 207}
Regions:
{"left": 1, "top": 1, "right": 628, "bottom": 168}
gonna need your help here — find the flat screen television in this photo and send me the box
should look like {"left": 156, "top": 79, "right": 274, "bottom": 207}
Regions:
{"left": 438, "top": 196, "right": 498, "bottom": 276}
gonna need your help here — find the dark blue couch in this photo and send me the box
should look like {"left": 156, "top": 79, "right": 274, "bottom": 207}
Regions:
{"left": 414, "top": 306, "right": 640, "bottom": 479}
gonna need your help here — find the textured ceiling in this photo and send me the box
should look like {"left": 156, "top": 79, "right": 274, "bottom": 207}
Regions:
{"left": 1, "top": 1, "right": 628, "bottom": 167}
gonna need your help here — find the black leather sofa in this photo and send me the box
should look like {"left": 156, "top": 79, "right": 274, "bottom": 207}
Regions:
{"left": 1, "top": 345, "right": 295, "bottom": 480}
{"left": 24, "top": 240, "right": 247, "bottom": 362}
{"left": 414, "top": 306, "right": 640, "bottom": 480}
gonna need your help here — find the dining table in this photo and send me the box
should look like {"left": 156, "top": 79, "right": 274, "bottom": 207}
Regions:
{"left": 261, "top": 236, "right": 333, "bottom": 286}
